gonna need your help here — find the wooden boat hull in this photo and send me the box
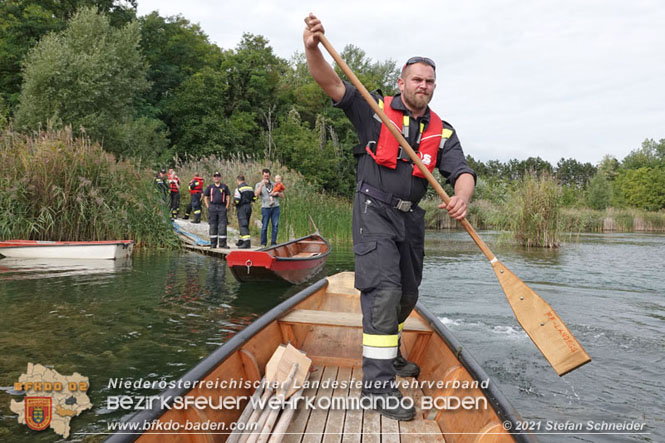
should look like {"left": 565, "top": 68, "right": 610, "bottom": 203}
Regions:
{"left": 0, "top": 240, "right": 134, "bottom": 260}
{"left": 226, "top": 234, "right": 330, "bottom": 284}
{"left": 107, "top": 272, "right": 535, "bottom": 443}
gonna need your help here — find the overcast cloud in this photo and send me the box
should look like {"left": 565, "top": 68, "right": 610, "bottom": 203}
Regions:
{"left": 136, "top": 0, "right": 665, "bottom": 165}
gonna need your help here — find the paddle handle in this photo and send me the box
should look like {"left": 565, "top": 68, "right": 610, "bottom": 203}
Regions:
{"left": 315, "top": 33, "right": 496, "bottom": 262}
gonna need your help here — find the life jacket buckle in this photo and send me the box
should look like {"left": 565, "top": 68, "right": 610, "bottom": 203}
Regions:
{"left": 396, "top": 146, "right": 412, "bottom": 162}
{"left": 366, "top": 141, "right": 377, "bottom": 155}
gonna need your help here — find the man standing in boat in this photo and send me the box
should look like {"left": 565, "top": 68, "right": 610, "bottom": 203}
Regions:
{"left": 204, "top": 172, "right": 231, "bottom": 249}
{"left": 233, "top": 175, "right": 256, "bottom": 249}
{"left": 304, "top": 14, "right": 476, "bottom": 420}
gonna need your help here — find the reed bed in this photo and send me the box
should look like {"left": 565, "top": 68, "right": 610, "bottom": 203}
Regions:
{"left": 0, "top": 127, "right": 179, "bottom": 247}
{"left": 175, "top": 155, "right": 353, "bottom": 244}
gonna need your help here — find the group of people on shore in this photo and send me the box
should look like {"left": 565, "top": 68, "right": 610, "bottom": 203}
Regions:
{"left": 154, "top": 168, "right": 285, "bottom": 249}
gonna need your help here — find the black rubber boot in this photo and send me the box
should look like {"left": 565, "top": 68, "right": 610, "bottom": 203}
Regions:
{"left": 394, "top": 349, "right": 420, "bottom": 378}
{"left": 235, "top": 239, "right": 243, "bottom": 247}
{"left": 239, "top": 240, "right": 251, "bottom": 249}
{"left": 218, "top": 240, "right": 228, "bottom": 249}
{"left": 360, "top": 390, "right": 414, "bottom": 421}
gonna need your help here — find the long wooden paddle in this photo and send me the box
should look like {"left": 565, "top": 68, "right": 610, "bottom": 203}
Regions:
{"left": 310, "top": 26, "right": 590, "bottom": 376}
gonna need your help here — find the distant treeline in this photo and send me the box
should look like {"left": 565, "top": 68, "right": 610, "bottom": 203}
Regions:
{"left": 463, "top": 137, "right": 665, "bottom": 211}
{"left": 1, "top": 3, "right": 663, "bottom": 212}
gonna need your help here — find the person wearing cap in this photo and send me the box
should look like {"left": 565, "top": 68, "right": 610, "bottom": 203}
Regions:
{"left": 154, "top": 168, "right": 169, "bottom": 198}
{"left": 304, "top": 14, "right": 476, "bottom": 421}
{"left": 204, "top": 172, "right": 231, "bottom": 248}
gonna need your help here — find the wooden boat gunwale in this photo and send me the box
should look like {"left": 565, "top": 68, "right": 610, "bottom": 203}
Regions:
{"left": 415, "top": 303, "right": 534, "bottom": 442}
{"left": 106, "top": 275, "right": 536, "bottom": 443}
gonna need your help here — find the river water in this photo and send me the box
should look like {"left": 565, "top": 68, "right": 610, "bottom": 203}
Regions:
{"left": 0, "top": 231, "right": 662, "bottom": 442}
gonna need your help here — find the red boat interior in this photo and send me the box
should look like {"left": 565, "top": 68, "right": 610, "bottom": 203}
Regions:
{"left": 266, "top": 236, "right": 329, "bottom": 259}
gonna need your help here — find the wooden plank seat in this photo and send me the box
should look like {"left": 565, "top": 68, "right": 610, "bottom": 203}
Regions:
{"left": 279, "top": 309, "right": 431, "bottom": 332}
{"left": 298, "top": 240, "right": 327, "bottom": 245}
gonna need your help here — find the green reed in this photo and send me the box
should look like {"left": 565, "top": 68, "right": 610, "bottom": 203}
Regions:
{"left": 0, "top": 127, "right": 179, "bottom": 247}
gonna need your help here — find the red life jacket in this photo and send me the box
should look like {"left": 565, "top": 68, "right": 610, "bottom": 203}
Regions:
{"left": 189, "top": 176, "right": 204, "bottom": 194}
{"left": 168, "top": 176, "right": 180, "bottom": 193}
{"left": 365, "top": 96, "right": 449, "bottom": 178}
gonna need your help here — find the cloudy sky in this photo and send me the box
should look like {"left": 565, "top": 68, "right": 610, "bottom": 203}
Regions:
{"left": 137, "top": 0, "right": 665, "bottom": 165}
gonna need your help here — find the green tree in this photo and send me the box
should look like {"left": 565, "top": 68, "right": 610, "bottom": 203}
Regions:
{"left": 0, "top": 0, "right": 136, "bottom": 110}
{"left": 585, "top": 173, "right": 612, "bottom": 209}
{"left": 273, "top": 108, "right": 353, "bottom": 195}
{"left": 622, "top": 138, "right": 665, "bottom": 169}
{"left": 615, "top": 166, "right": 665, "bottom": 210}
{"left": 163, "top": 66, "right": 258, "bottom": 158}
{"left": 597, "top": 154, "right": 620, "bottom": 180}
{"left": 15, "top": 7, "right": 166, "bottom": 159}
{"left": 334, "top": 45, "right": 399, "bottom": 96}
{"left": 162, "top": 34, "right": 287, "bottom": 158}
{"left": 555, "top": 157, "right": 596, "bottom": 188}
{"left": 138, "top": 12, "right": 221, "bottom": 115}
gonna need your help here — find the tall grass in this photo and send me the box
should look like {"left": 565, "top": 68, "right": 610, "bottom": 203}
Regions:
{"left": 176, "top": 155, "right": 353, "bottom": 243}
{"left": 421, "top": 174, "right": 562, "bottom": 247}
{"left": 0, "top": 127, "right": 179, "bottom": 247}
{"left": 560, "top": 207, "right": 665, "bottom": 232}
{"left": 507, "top": 174, "right": 561, "bottom": 248}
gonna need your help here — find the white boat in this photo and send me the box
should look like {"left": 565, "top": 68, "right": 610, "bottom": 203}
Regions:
{"left": 0, "top": 257, "right": 132, "bottom": 280}
{"left": 0, "top": 240, "right": 134, "bottom": 260}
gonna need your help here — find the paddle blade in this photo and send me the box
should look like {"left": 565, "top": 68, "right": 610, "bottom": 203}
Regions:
{"left": 492, "top": 260, "right": 591, "bottom": 376}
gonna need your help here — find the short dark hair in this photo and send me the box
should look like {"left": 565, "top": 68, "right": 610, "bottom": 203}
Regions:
{"left": 401, "top": 56, "right": 436, "bottom": 79}
{"left": 237, "top": 175, "right": 245, "bottom": 181}
{"left": 262, "top": 168, "right": 271, "bottom": 175}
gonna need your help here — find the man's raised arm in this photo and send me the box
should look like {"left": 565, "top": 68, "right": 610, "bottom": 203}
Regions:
{"left": 303, "top": 13, "right": 345, "bottom": 102}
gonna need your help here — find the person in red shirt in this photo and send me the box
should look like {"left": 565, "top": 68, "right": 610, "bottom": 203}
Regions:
{"left": 184, "top": 173, "right": 205, "bottom": 223}
{"left": 167, "top": 169, "right": 181, "bottom": 219}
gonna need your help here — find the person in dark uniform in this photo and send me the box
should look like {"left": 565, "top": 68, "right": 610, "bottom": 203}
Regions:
{"left": 154, "top": 168, "right": 169, "bottom": 199}
{"left": 233, "top": 175, "right": 256, "bottom": 249}
{"left": 184, "top": 173, "right": 205, "bottom": 223}
{"left": 304, "top": 14, "right": 476, "bottom": 421}
{"left": 203, "top": 172, "right": 231, "bottom": 249}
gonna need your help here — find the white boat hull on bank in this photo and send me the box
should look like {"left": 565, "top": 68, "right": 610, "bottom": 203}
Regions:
{"left": 0, "top": 240, "right": 134, "bottom": 260}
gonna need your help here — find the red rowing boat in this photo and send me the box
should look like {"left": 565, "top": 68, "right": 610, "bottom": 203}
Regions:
{"left": 226, "top": 233, "right": 331, "bottom": 284}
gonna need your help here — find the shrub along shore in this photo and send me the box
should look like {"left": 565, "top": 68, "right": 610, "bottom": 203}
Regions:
{"left": 423, "top": 200, "right": 665, "bottom": 233}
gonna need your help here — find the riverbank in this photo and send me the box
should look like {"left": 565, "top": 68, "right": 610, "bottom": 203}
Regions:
{"left": 421, "top": 198, "right": 665, "bottom": 233}
{"left": 0, "top": 128, "right": 179, "bottom": 247}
